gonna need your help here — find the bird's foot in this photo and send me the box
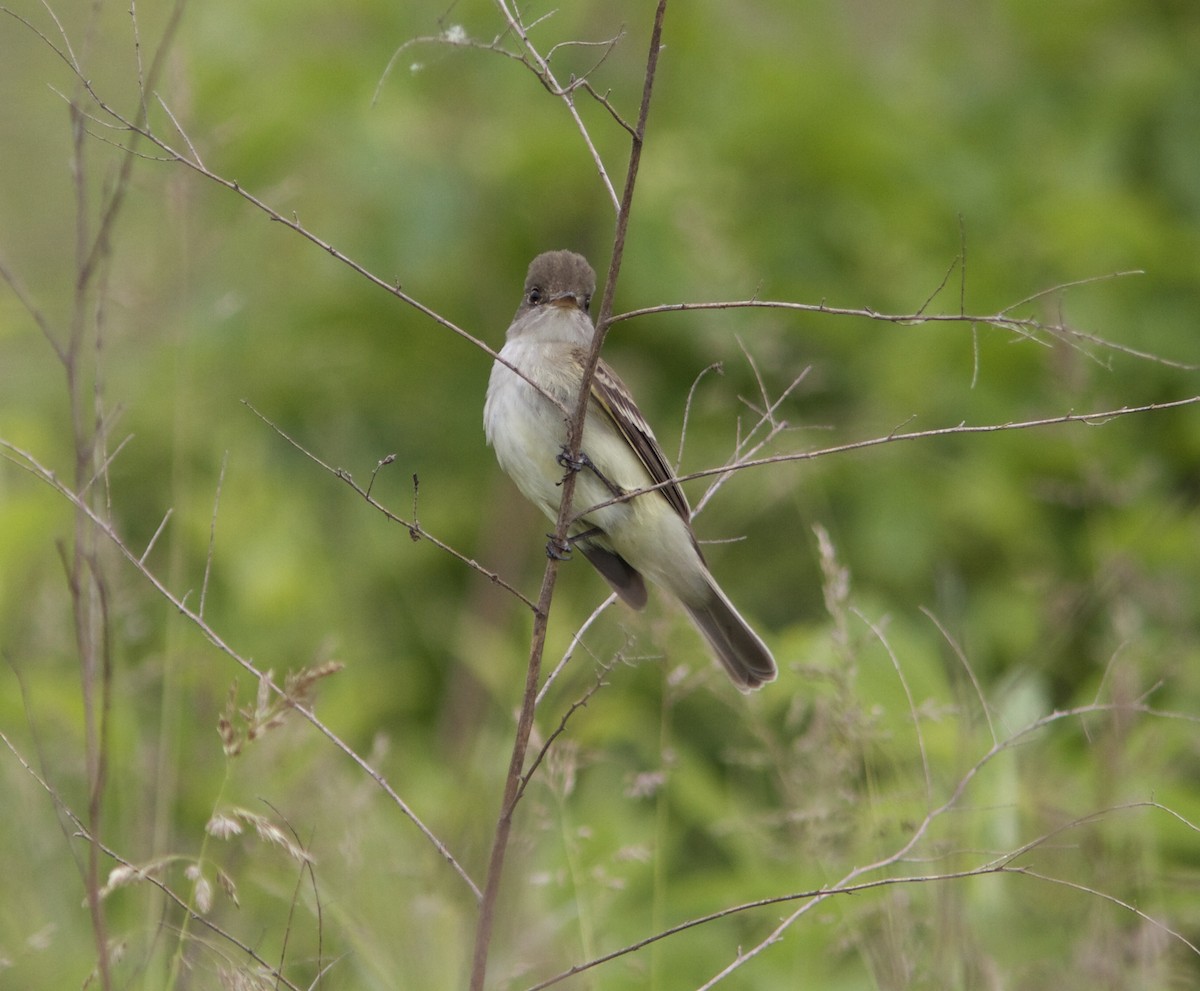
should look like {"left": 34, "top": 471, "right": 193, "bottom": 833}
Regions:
{"left": 544, "top": 525, "right": 604, "bottom": 561}
{"left": 545, "top": 534, "right": 573, "bottom": 561}
{"left": 556, "top": 447, "right": 625, "bottom": 498}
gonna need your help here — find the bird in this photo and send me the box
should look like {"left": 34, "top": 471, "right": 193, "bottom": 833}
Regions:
{"left": 483, "top": 250, "right": 777, "bottom": 691}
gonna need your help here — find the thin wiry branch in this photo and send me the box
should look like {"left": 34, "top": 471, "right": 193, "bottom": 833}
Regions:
{"left": 573, "top": 394, "right": 1200, "bottom": 522}
{"left": 914, "top": 252, "right": 961, "bottom": 319}
{"left": 241, "top": 402, "right": 535, "bottom": 610}
{"left": 139, "top": 507, "right": 173, "bottom": 566}
{"left": 376, "top": 15, "right": 630, "bottom": 205}
{"left": 0, "top": 437, "right": 483, "bottom": 902}
{"left": 0, "top": 729, "right": 307, "bottom": 991}
{"left": 536, "top": 593, "right": 619, "bottom": 706}
{"left": 491, "top": 1, "right": 623, "bottom": 208}
{"left": 523, "top": 726, "right": 1199, "bottom": 989}
{"left": 1013, "top": 866, "right": 1200, "bottom": 956}
{"left": 129, "top": 0, "right": 148, "bottom": 121}
{"left": 79, "top": 429, "right": 132, "bottom": 497}
{"left": 690, "top": 353, "right": 808, "bottom": 517}
{"left": 676, "top": 362, "right": 724, "bottom": 473}
{"left": 0, "top": 253, "right": 63, "bottom": 358}
{"left": 1, "top": 3, "right": 76, "bottom": 73}
{"left": 518, "top": 658, "right": 613, "bottom": 805}
{"left": 608, "top": 270, "right": 1196, "bottom": 372}
{"left": 855, "top": 608, "right": 933, "bottom": 804}
{"left": 155, "top": 92, "right": 206, "bottom": 169}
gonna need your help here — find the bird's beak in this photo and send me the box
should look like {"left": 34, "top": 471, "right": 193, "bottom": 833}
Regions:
{"left": 549, "top": 292, "right": 582, "bottom": 310}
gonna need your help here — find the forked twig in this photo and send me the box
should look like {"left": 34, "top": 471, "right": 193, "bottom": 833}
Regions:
{"left": 240, "top": 402, "right": 535, "bottom": 610}
{"left": 0, "top": 729, "right": 308, "bottom": 991}
{"left": 573, "top": 394, "right": 1200, "bottom": 522}
{"left": 524, "top": 732, "right": 1199, "bottom": 989}
{"left": 0, "top": 437, "right": 482, "bottom": 901}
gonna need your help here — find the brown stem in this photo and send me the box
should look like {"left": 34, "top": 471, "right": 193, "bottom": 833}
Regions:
{"left": 467, "top": 4, "right": 669, "bottom": 988}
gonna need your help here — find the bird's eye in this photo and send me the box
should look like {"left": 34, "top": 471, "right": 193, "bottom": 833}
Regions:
{"left": 527, "top": 287, "right": 544, "bottom": 305}
{"left": 581, "top": 294, "right": 592, "bottom": 313}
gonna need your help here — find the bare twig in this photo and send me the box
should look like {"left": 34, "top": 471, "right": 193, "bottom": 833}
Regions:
{"left": 536, "top": 593, "right": 619, "bottom": 706}
{"left": 1013, "top": 866, "right": 1200, "bottom": 955}
{"left": 913, "top": 251, "right": 960, "bottom": 319}
{"left": 854, "top": 608, "right": 933, "bottom": 804}
{"left": 241, "top": 402, "right": 534, "bottom": 610}
{"left": 376, "top": 13, "right": 629, "bottom": 209}
{"left": 0, "top": 253, "right": 63, "bottom": 358}
{"left": 676, "top": 362, "right": 723, "bottom": 473}
{"left": 490, "top": 1, "right": 624, "bottom": 209}
{"left": 573, "top": 394, "right": 1200, "bottom": 521}
{"left": 921, "top": 605, "right": 997, "bottom": 746}
{"left": 690, "top": 356, "right": 807, "bottom": 517}
{"left": 79, "top": 430, "right": 132, "bottom": 497}
{"left": 523, "top": 733, "right": 1199, "bottom": 989}
{"left": 607, "top": 271, "right": 1196, "bottom": 371}
{"left": 0, "top": 729, "right": 308, "bottom": 991}
{"left": 155, "top": 92, "right": 206, "bottom": 170}
{"left": 519, "top": 659, "right": 613, "bottom": 805}
{"left": 139, "top": 507, "right": 174, "bottom": 566}
{"left": 0, "top": 438, "right": 482, "bottom": 901}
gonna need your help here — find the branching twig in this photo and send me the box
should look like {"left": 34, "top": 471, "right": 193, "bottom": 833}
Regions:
{"left": 608, "top": 272, "right": 1197, "bottom": 372}
{"left": 573, "top": 395, "right": 1200, "bottom": 522}
{"left": 376, "top": 20, "right": 634, "bottom": 141}
{"left": 523, "top": 723, "right": 1200, "bottom": 989}
{"left": 491, "top": 1, "right": 624, "bottom": 209}
{"left": 690, "top": 357, "right": 808, "bottom": 517}
{"left": 0, "top": 729, "right": 308, "bottom": 991}
{"left": 241, "top": 402, "right": 535, "bottom": 610}
{"left": 536, "top": 593, "right": 619, "bottom": 706}
{"left": 0, "top": 438, "right": 482, "bottom": 901}
{"left": 518, "top": 658, "right": 613, "bottom": 806}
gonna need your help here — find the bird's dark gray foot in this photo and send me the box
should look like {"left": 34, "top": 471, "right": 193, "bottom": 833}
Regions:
{"left": 545, "top": 525, "right": 604, "bottom": 561}
{"left": 545, "top": 534, "right": 572, "bottom": 560}
{"left": 556, "top": 447, "right": 625, "bottom": 498}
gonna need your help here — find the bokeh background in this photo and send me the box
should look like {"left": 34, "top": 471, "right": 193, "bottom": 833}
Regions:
{"left": 1, "top": 0, "right": 1198, "bottom": 988}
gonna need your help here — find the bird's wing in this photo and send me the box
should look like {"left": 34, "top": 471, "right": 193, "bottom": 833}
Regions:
{"left": 588, "top": 358, "right": 692, "bottom": 523}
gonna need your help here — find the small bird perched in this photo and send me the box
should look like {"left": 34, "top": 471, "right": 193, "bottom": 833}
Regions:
{"left": 483, "top": 250, "right": 777, "bottom": 691}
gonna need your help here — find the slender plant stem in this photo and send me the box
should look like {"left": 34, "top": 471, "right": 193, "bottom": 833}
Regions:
{"left": 467, "top": 5, "right": 669, "bottom": 988}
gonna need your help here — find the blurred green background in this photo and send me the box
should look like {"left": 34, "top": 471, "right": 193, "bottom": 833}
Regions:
{"left": 1, "top": 0, "right": 1198, "bottom": 988}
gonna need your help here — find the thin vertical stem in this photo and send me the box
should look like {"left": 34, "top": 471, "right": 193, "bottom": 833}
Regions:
{"left": 467, "top": 4, "right": 669, "bottom": 988}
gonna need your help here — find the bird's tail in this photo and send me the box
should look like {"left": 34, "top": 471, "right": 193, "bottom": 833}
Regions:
{"left": 683, "top": 577, "right": 777, "bottom": 692}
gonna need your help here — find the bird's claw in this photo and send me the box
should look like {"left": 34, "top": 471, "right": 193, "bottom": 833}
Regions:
{"left": 556, "top": 446, "right": 625, "bottom": 498}
{"left": 545, "top": 534, "right": 573, "bottom": 561}
{"left": 556, "top": 448, "right": 592, "bottom": 475}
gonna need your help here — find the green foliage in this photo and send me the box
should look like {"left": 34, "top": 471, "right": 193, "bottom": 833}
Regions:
{"left": 1, "top": 0, "right": 1198, "bottom": 988}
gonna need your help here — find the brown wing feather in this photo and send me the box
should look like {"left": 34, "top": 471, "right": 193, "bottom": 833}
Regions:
{"left": 588, "top": 358, "right": 692, "bottom": 523}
